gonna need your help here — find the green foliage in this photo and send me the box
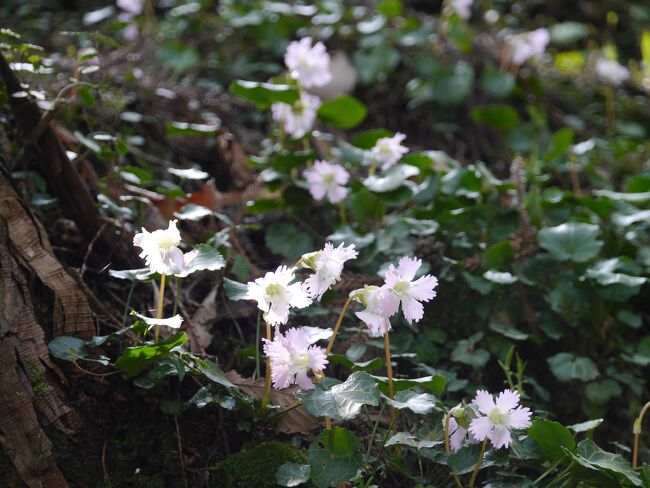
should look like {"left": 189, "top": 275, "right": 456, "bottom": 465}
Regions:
{"left": 308, "top": 427, "right": 363, "bottom": 487}
{"left": 317, "top": 95, "right": 367, "bottom": 129}
{"left": 214, "top": 442, "right": 307, "bottom": 488}
{"left": 229, "top": 80, "right": 300, "bottom": 108}
{"left": 528, "top": 419, "right": 576, "bottom": 462}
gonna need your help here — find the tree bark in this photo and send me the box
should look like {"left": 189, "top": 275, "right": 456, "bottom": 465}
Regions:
{"left": 0, "top": 169, "right": 95, "bottom": 487}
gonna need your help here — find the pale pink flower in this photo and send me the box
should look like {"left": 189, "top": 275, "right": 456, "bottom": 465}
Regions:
{"left": 271, "top": 92, "right": 321, "bottom": 139}
{"left": 350, "top": 285, "right": 392, "bottom": 337}
{"left": 246, "top": 266, "right": 311, "bottom": 326}
{"left": 304, "top": 160, "right": 350, "bottom": 204}
{"left": 284, "top": 37, "right": 332, "bottom": 88}
{"left": 133, "top": 220, "right": 185, "bottom": 275}
{"left": 508, "top": 28, "right": 550, "bottom": 66}
{"left": 263, "top": 327, "right": 328, "bottom": 390}
{"left": 595, "top": 58, "right": 630, "bottom": 86}
{"left": 447, "top": 0, "right": 473, "bottom": 19}
{"left": 468, "top": 389, "right": 532, "bottom": 449}
{"left": 370, "top": 133, "right": 409, "bottom": 171}
{"left": 448, "top": 417, "right": 468, "bottom": 452}
{"left": 117, "top": 0, "right": 143, "bottom": 15}
{"left": 381, "top": 257, "right": 438, "bottom": 325}
{"left": 300, "top": 243, "right": 358, "bottom": 300}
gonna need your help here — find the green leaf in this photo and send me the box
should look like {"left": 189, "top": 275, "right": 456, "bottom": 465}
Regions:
{"left": 584, "top": 258, "right": 647, "bottom": 287}
{"left": 166, "top": 122, "right": 219, "bottom": 137}
{"left": 176, "top": 245, "right": 225, "bottom": 277}
{"left": 568, "top": 418, "right": 604, "bottom": 433}
{"left": 317, "top": 95, "right": 367, "bottom": 129}
{"left": 265, "top": 222, "right": 314, "bottom": 259}
{"left": 373, "top": 375, "right": 446, "bottom": 396}
{"left": 470, "top": 105, "right": 520, "bottom": 131}
{"left": 550, "top": 22, "right": 589, "bottom": 46}
{"left": 363, "top": 164, "right": 419, "bottom": 192}
{"left": 48, "top": 336, "right": 88, "bottom": 361}
{"left": 298, "top": 372, "right": 379, "bottom": 421}
{"left": 566, "top": 439, "right": 642, "bottom": 486}
{"left": 115, "top": 332, "right": 188, "bottom": 376}
{"left": 585, "top": 379, "right": 622, "bottom": 404}
{"left": 351, "top": 128, "right": 392, "bottom": 149}
{"left": 385, "top": 390, "right": 439, "bottom": 415}
{"left": 385, "top": 432, "right": 441, "bottom": 449}
{"left": 489, "top": 321, "right": 528, "bottom": 341}
{"left": 191, "top": 357, "right": 235, "bottom": 389}
{"left": 448, "top": 443, "right": 494, "bottom": 475}
{"left": 481, "top": 68, "right": 515, "bottom": 98}
{"left": 276, "top": 463, "right": 310, "bottom": 487}
{"left": 547, "top": 352, "right": 599, "bottom": 382}
{"left": 528, "top": 419, "right": 576, "bottom": 462}
{"left": 483, "top": 270, "right": 517, "bottom": 284}
{"left": 308, "top": 427, "right": 363, "bottom": 488}
{"left": 168, "top": 167, "right": 209, "bottom": 180}
{"left": 229, "top": 80, "right": 299, "bottom": 109}
{"left": 223, "top": 278, "right": 249, "bottom": 301}
{"left": 328, "top": 354, "right": 384, "bottom": 372}
{"left": 174, "top": 204, "right": 213, "bottom": 221}
{"left": 593, "top": 190, "right": 650, "bottom": 203}
{"left": 348, "top": 188, "right": 385, "bottom": 225}
{"left": 538, "top": 223, "right": 603, "bottom": 262}
{"left": 157, "top": 40, "right": 199, "bottom": 73}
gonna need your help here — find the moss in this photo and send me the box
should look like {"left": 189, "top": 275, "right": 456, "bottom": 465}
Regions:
{"left": 24, "top": 360, "right": 47, "bottom": 397}
{"left": 212, "top": 441, "right": 306, "bottom": 488}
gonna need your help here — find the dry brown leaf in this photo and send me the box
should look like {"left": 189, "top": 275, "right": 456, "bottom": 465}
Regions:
{"left": 225, "top": 370, "right": 321, "bottom": 434}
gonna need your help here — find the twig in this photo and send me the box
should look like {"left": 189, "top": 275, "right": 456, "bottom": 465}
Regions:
{"left": 174, "top": 415, "right": 188, "bottom": 488}
{"left": 81, "top": 222, "right": 108, "bottom": 277}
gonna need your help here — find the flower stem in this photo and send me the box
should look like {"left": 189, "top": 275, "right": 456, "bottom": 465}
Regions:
{"left": 368, "top": 160, "right": 377, "bottom": 177}
{"left": 338, "top": 202, "right": 347, "bottom": 225}
{"left": 321, "top": 297, "right": 353, "bottom": 428}
{"left": 260, "top": 320, "right": 273, "bottom": 411}
{"left": 633, "top": 400, "right": 650, "bottom": 469}
{"left": 325, "top": 297, "right": 353, "bottom": 355}
{"left": 384, "top": 331, "right": 397, "bottom": 431}
{"left": 444, "top": 414, "right": 463, "bottom": 488}
{"left": 469, "top": 438, "right": 489, "bottom": 487}
{"left": 121, "top": 279, "right": 136, "bottom": 328}
{"left": 154, "top": 272, "right": 166, "bottom": 343}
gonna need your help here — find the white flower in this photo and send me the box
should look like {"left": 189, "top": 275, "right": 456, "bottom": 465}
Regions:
{"left": 133, "top": 220, "right": 185, "bottom": 275}
{"left": 136, "top": 313, "right": 183, "bottom": 330}
{"left": 272, "top": 92, "right": 321, "bottom": 139}
{"left": 263, "top": 327, "right": 328, "bottom": 390}
{"left": 508, "top": 28, "right": 550, "bottom": 66}
{"left": 370, "top": 133, "right": 409, "bottom": 171}
{"left": 381, "top": 256, "right": 438, "bottom": 325}
{"left": 300, "top": 242, "right": 358, "bottom": 300}
{"left": 595, "top": 58, "right": 630, "bottom": 86}
{"left": 246, "top": 266, "right": 311, "bottom": 325}
{"left": 304, "top": 160, "right": 350, "bottom": 204}
{"left": 468, "top": 389, "right": 532, "bottom": 449}
{"left": 284, "top": 37, "right": 332, "bottom": 88}
{"left": 447, "top": 0, "right": 473, "bottom": 19}
{"left": 350, "top": 285, "right": 392, "bottom": 337}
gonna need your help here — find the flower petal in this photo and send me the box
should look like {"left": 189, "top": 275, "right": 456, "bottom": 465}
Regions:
{"left": 507, "top": 406, "right": 532, "bottom": 429}
{"left": 473, "top": 390, "right": 495, "bottom": 414}
{"left": 468, "top": 416, "right": 492, "bottom": 441}
{"left": 495, "top": 389, "right": 520, "bottom": 412}
{"left": 489, "top": 425, "right": 512, "bottom": 449}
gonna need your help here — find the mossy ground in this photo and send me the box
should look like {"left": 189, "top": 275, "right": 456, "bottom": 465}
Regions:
{"left": 212, "top": 441, "right": 307, "bottom": 488}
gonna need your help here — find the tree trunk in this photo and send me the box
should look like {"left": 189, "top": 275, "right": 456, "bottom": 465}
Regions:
{"left": 0, "top": 169, "right": 95, "bottom": 487}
